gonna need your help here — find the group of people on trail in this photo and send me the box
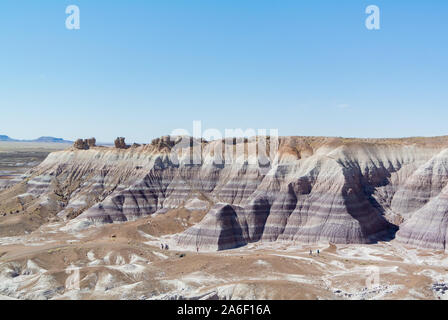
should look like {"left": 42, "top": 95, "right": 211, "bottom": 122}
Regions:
{"left": 160, "top": 243, "right": 169, "bottom": 250}
{"left": 309, "top": 249, "right": 320, "bottom": 256}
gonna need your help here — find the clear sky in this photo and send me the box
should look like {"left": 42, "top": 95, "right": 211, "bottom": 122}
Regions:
{"left": 0, "top": 0, "right": 447, "bottom": 143}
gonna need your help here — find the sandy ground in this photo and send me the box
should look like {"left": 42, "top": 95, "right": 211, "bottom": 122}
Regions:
{"left": 0, "top": 213, "right": 447, "bottom": 300}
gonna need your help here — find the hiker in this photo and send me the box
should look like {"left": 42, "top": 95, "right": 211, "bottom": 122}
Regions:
{"left": 317, "top": 249, "right": 320, "bottom": 256}
{"left": 309, "top": 249, "right": 312, "bottom": 256}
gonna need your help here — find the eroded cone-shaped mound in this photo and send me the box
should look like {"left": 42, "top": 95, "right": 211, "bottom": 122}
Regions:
{"left": 396, "top": 184, "right": 448, "bottom": 250}
{"left": 175, "top": 203, "right": 248, "bottom": 251}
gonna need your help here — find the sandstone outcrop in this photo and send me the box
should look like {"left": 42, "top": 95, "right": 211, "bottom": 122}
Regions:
{"left": 175, "top": 203, "right": 248, "bottom": 251}
{"left": 150, "top": 135, "right": 177, "bottom": 149}
{"left": 87, "top": 137, "right": 96, "bottom": 147}
{"left": 73, "top": 138, "right": 96, "bottom": 150}
{"left": 73, "top": 139, "right": 89, "bottom": 150}
{"left": 7, "top": 135, "right": 448, "bottom": 250}
{"left": 114, "top": 137, "right": 128, "bottom": 149}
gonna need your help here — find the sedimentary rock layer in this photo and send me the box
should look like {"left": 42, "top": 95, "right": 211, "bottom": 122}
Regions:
{"left": 4, "top": 136, "right": 448, "bottom": 250}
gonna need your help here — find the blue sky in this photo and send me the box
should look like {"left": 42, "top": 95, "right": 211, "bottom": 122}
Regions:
{"left": 0, "top": 0, "right": 447, "bottom": 143}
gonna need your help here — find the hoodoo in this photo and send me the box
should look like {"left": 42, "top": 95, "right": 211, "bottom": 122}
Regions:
{"left": 114, "top": 137, "right": 128, "bottom": 149}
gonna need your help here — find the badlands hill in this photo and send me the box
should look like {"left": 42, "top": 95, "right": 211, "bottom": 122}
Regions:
{"left": 2, "top": 135, "right": 448, "bottom": 251}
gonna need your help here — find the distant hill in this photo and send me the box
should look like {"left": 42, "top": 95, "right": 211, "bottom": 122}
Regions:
{"left": 33, "top": 136, "right": 71, "bottom": 143}
{"left": 0, "top": 134, "right": 72, "bottom": 144}
{"left": 0, "top": 135, "right": 17, "bottom": 142}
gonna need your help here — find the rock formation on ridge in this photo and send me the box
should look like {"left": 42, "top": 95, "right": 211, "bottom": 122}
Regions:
{"left": 87, "top": 137, "right": 96, "bottom": 147}
{"left": 114, "top": 137, "right": 128, "bottom": 149}
{"left": 73, "top": 139, "right": 89, "bottom": 150}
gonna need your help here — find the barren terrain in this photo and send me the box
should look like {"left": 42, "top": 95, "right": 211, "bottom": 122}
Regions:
{"left": 0, "top": 142, "right": 68, "bottom": 190}
{"left": 1, "top": 137, "right": 448, "bottom": 300}
{"left": 0, "top": 214, "right": 447, "bottom": 300}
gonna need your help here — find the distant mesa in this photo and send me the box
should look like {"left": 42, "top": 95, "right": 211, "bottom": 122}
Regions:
{"left": 34, "top": 136, "right": 68, "bottom": 143}
{"left": 0, "top": 135, "right": 15, "bottom": 142}
{"left": 0, "top": 134, "right": 72, "bottom": 143}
